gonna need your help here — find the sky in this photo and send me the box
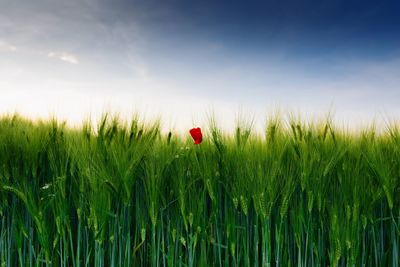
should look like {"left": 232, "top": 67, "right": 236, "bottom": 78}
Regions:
{"left": 1, "top": 0, "right": 400, "bottom": 132}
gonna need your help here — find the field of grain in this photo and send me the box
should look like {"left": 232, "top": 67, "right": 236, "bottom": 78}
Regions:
{"left": 0, "top": 114, "right": 399, "bottom": 266}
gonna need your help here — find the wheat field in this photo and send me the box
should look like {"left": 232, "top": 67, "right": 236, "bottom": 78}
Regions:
{"left": 0, "top": 114, "right": 399, "bottom": 266}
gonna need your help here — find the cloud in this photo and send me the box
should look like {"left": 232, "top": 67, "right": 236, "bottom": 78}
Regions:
{"left": 0, "top": 41, "right": 17, "bottom": 52}
{"left": 48, "top": 51, "right": 79, "bottom": 64}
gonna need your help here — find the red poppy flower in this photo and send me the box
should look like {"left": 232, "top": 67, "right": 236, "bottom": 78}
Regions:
{"left": 189, "top": 127, "right": 202, "bottom": 144}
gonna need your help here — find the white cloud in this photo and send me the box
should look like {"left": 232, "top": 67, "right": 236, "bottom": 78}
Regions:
{"left": 0, "top": 41, "right": 17, "bottom": 52}
{"left": 48, "top": 51, "right": 79, "bottom": 64}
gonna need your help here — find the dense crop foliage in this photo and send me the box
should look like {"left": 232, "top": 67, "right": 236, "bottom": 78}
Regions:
{"left": 0, "top": 114, "right": 399, "bottom": 266}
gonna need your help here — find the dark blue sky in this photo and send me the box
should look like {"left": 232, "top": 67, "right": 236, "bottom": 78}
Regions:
{"left": 112, "top": 0, "right": 400, "bottom": 54}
